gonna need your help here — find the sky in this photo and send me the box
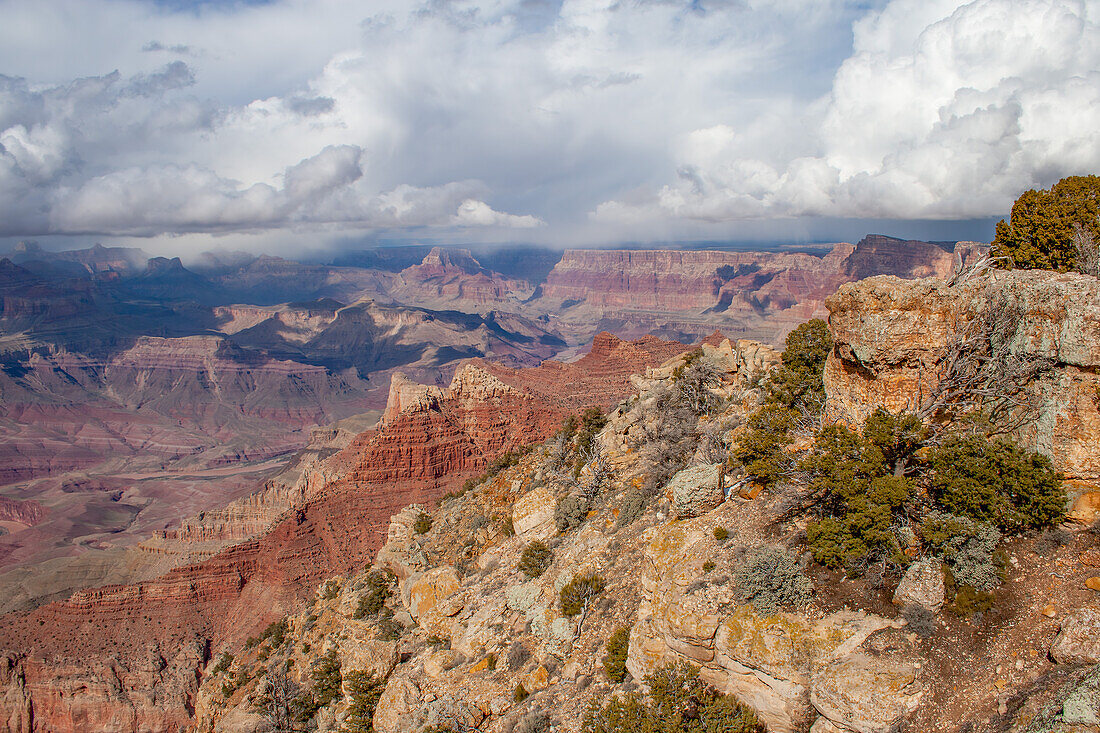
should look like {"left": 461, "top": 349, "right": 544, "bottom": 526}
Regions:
{"left": 0, "top": 0, "right": 1098, "bottom": 256}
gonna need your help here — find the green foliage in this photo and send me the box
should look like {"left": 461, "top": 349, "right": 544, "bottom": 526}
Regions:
{"left": 702, "top": 560, "right": 716, "bottom": 573}
{"left": 712, "top": 526, "right": 729, "bottom": 541}
{"left": 576, "top": 407, "right": 608, "bottom": 456}
{"left": 583, "top": 662, "right": 765, "bottom": 733}
{"left": 293, "top": 649, "right": 344, "bottom": 720}
{"left": 513, "top": 683, "right": 530, "bottom": 702}
{"left": 921, "top": 512, "right": 1004, "bottom": 592}
{"left": 354, "top": 570, "right": 396, "bottom": 620}
{"left": 767, "top": 319, "right": 833, "bottom": 410}
{"left": 992, "top": 175, "right": 1100, "bottom": 271}
{"left": 518, "top": 541, "right": 553, "bottom": 579}
{"left": 603, "top": 626, "right": 631, "bottom": 683}
{"left": 733, "top": 402, "right": 797, "bottom": 488}
{"left": 929, "top": 437, "right": 1065, "bottom": 531}
{"left": 560, "top": 572, "right": 606, "bottom": 616}
{"left": 802, "top": 417, "right": 916, "bottom": 569}
{"left": 616, "top": 488, "right": 647, "bottom": 530}
{"left": 414, "top": 511, "right": 433, "bottom": 534}
{"left": 343, "top": 670, "right": 387, "bottom": 733}
{"left": 211, "top": 652, "right": 233, "bottom": 676}
{"left": 731, "top": 546, "right": 813, "bottom": 616}
{"left": 446, "top": 445, "right": 534, "bottom": 500}
{"left": 486, "top": 653, "right": 498, "bottom": 671}
{"left": 945, "top": 568, "right": 995, "bottom": 616}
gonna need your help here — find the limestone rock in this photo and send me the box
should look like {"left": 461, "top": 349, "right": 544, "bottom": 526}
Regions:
{"left": 667, "top": 464, "right": 724, "bottom": 519}
{"left": 407, "top": 567, "right": 461, "bottom": 623}
{"left": 825, "top": 270, "right": 1100, "bottom": 481}
{"left": 213, "top": 707, "right": 273, "bottom": 733}
{"left": 374, "top": 677, "right": 421, "bottom": 733}
{"left": 512, "top": 484, "right": 557, "bottom": 539}
{"left": 1051, "top": 606, "right": 1100, "bottom": 664}
{"left": 339, "top": 636, "right": 399, "bottom": 680}
{"left": 811, "top": 653, "right": 926, "bottom": 733}
{"left": 1068, "top": 490, "right": 1100, "bottom": 524}
{"left": 892, "top": 558, "right": 945, "bottom": 612}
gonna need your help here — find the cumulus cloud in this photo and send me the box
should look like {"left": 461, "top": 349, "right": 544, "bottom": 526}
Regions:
{"left": 0, "top": 0, "right": 1097, "bottom": 246}
{"left": 597, "top": 0, "right": 1100, "bottom": 224}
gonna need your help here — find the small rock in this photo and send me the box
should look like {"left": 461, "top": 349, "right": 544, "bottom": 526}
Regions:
{"left": 1041, "top": 604, "right": 1058, "bottom": 618}
{"left": 1051, "top": 606, "right": 1100, "bottom": 664}
{"left": 522, "top": 665, "right": 550, "bottom": 692}
{"left": 666, "top": 464, "right": 724, "bottom": 519}
{"left": 892, "top": 558, "right": 945, "bottom": 612}
{"left": 1086, "top": 576, "right": 1100, "bottom": 591}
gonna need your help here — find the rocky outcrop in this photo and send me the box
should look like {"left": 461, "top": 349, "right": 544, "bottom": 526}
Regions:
{"left": 825, "top": 269, "right": 1100, "bottom": 482}
{"left": 626, "top": 517, "right": 920, "bottom": 733}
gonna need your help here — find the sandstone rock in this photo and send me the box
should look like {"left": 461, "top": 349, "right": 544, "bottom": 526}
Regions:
{"left": 666, "top": 464, "right": 724, "bottom": 519}
{"left": 422, "top": 694, "right": 484, "bottom": 732}
{"left": 1050, "top": 607, "right": 1100, "bottom": 664}
{"left": 1068, "top": 490, "right": 1100, "bottom": 524}
{"left": 892, "top": 558, "right": 945, "bottom": 612}
{"left": 811, "top": 653, "right": 925, "bottom": 733}
{"left": 213, "top": 707, "right": 273, "bottom": 733}
{"left": 522, "top": 665, "right": 549, "bottom": 692}
{"left": 1086, "top": 577, "right": 1100, "bottom": 592}
{"left": 424, "top": 650, "right": 464, "bottom": 679}
{"left": 408, "top": 567, "right": 461, "bottom": 622}
{"left": 825, "top": 271, "right": 1100, "bottom": 481}
{"left": 374, "top": 677, "right": 421, "bottom": 733}
{"left": 810, "top": 717, "right": 851, "bottom": 733}
{"left": 339, "top": 636, "right": 399, "bottom": 680}
{"left": 512, "top": 484, "right": 557, "bottom": 538}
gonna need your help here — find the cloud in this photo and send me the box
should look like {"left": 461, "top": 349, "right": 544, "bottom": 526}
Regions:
{"left": 596, "top": 0, "right": 1100, "bottom": 224}
{"left": 0, "top": 0, "right": 1097, "bottom": 247}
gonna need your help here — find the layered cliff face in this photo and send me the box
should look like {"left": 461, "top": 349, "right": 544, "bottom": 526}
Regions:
{"left": 0, "top": 333, "right": 685, "bottom": 732}
{"left": 824, "top": 269, "right": 1100, "bottom": 482}
{"left": 533, "top": 236, "right": 978, "bottom": 343}
{"left": 389, "top": 248, "right": 536, "bottom": 311}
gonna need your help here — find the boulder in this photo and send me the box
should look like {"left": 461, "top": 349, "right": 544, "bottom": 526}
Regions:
{"left": 512, "top": 484, "right": 556, "bottom": 538}
{"left": 811, "top": 653, "right": 925, "bottom": 733}
{"left": 407, "top": 566, "right": 461, "bottom": 623}
{"left": 374, "top": 676, "right": 421, "bottom": 733}
{"left": 1051, "top": 606, "right": 1100, "bottom": 664}
{"left": 666, "top": 464, "right": 724, "bottom": 519}
{"left": 892, "top": 558, "right": 945, "bottom": 612}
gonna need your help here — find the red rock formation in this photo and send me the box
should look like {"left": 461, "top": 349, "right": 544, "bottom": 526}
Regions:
{"left": 0, "top": 333, "right": 686, "bottom": 731}
{"left": 390, "top": 247, "right": 534, "bottom": 310}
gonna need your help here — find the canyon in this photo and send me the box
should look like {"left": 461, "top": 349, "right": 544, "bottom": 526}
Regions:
{"left": 0, "top": 233, "right": 1010, "bottom": 731}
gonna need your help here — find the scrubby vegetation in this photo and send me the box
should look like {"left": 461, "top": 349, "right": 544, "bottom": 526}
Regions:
{"left": 734, "top": 319, "right": 831, "bottom": 487}
{"left": 731, "top": 546, "right": 812, "bottom": 616}
{"left": 583, "top": 663, "right": 765, "bottom": 733}
{"left": 343, "top": 670, "right": 387, "bottom": 733}
{"left": 414, "top": 511, "right": 433, "bottom": 534}
{"left": 518, "top": 541, "right": 553, "bottom": 579}
{"left": 602, "top": 626, "right": 631, "bottom": 683}
{"left": 560, "top": 572, "right": 605, "bottom": 617}
{"left": 354, "top": 569, "right": 397, "bottom": 619}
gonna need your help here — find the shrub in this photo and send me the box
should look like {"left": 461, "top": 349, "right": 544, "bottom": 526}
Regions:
{"left": 507, "top": 640, "right": 530, "bottom": 670}
{"left": 929, "top": 437, "right": 1065, "bottom": 531}
{"left": 702, "top": 560, "right": 716, "bottom": 573}
{"left": 518, "top": 541, "right": 553, "bottom": 579}
{"left": 583, "top": 662, "right": 765, "bottom": 733}
{"left": 992, "top": 175, "right": 1100, "bottom": 271}
{"left": 731, "top": 546, "right": 812, "bottom": 616}
{"left": 901, "top": 604, "right": 935, "bottom": 638}
{"left": 733, "top": 402, "right": 797, "bottom": 488}
{"left": 615, "top": 488, "right": 647, "bottom": 530}
{"left": 414, "top": 511, "right": 433, "bottom": 534}
{"left": 515, "top": 710, "right": 551, "bottom": 733}
{"left": 354, "top": 570, "right": 396, "bottom": 619}
{"left": 211, "top": 652, "right": 233, "bottom": 676}
{"left": 576, "top": 407, "right": 608, "bottom": 456}
{"left": 560, "top": 573, "right": 606, "bottom": 617}
{"left": 671, "top": 355, "right": 725, "bottom": 416}
{"left": 555, "top": 493, "right": 589, "bottom": 533}
{"left": 603, "top": 626, "right": 631, "bottom": 683}
{"left": 513, "top": 683, "right": 530, "bottom": 702}
{"left": 343, "top": 670, "right": 386, "bottom": 733}
{"left": 766, "top": 319, "right": 832, "bottom": 410}
{"left": 486, "top": 653, "right": 498, "bottom": 671}
{"left": 920, "top": 512, "right": 1004, "bottom": 592}
{"left": 713, "top": 526, "right": 729, "bottom": 541}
